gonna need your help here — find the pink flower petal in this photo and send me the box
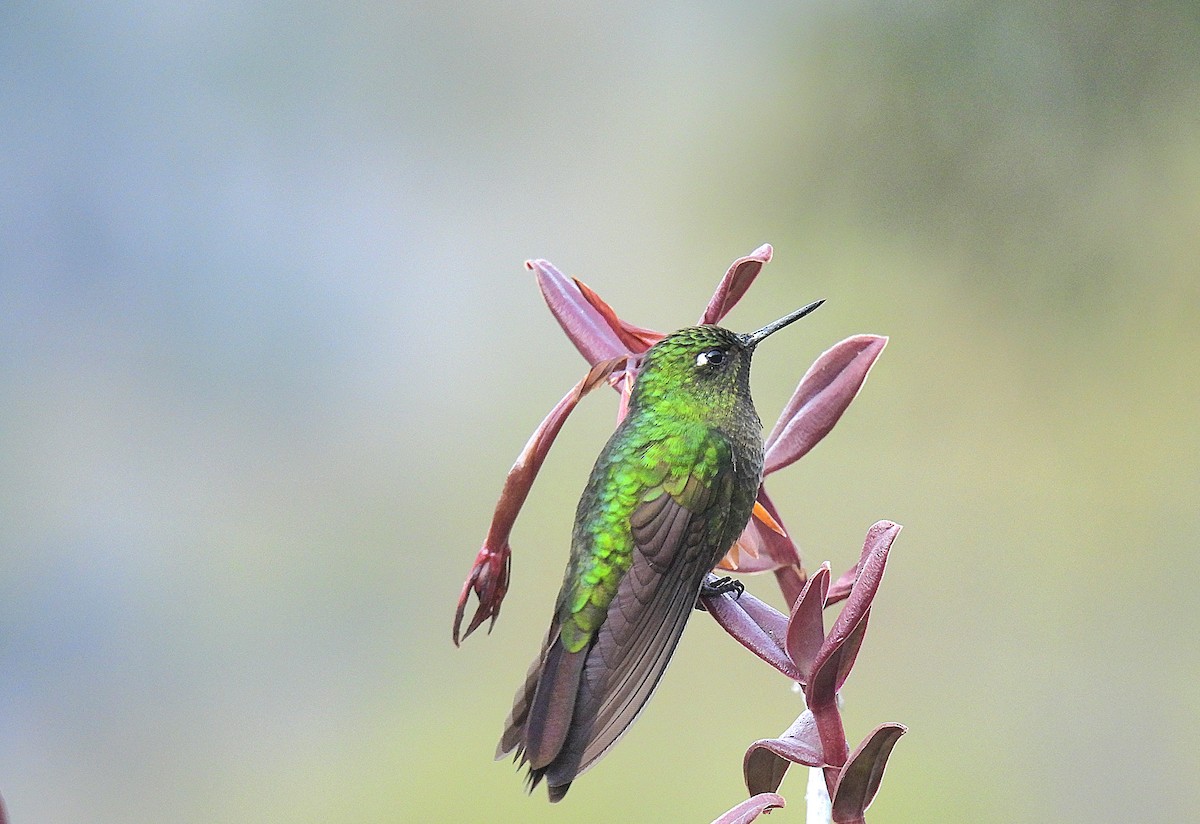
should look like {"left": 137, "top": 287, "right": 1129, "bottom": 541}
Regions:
{"left": 763, "top": 335, "right": 888, "bottom": 475}
{"left": 830, "top": 724, "right": 907, "bottom": 824}
{"left": 743, "top": 711, "right": 828, "bottom": 796}
{"left": 574, "top": 278, "right": 663, "bottom": 353}
{"left": 528, "top": 259, "right": 631, "bottom": 364}
{"left": 785, "top": 563, "right": 830, "bottom": 683}
{"left": 711, "top": 792, "right": 787, "bottom": 824}
{"left": 699, "top": 244, "right": 774, "bottom": 325}
{"left": 805, "top": 522, "right": 901, "bottom": 777}
{"left": 825, "top": 562, "right": 858, "bottom": 606}
{"left": 773, "top": 565, "right": 808, "bottom": 610}
{"left": 701, "top": 581, "right": 804, "bottom": 682}
{"left": 819, "top": 522, "right": 899, "bottom": 686}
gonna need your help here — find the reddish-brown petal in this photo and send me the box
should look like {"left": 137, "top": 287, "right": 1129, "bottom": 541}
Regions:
{"left": 825, "top": 562, "right": 859, "bottom": 606}
{"left": 822, "top": 522, "right": 899, "bottom": 688}
{"left": 743, "top": 710, "right": 828, "bottom": 796}
{"left": 785, "top": 563, "right": 830, "bottom": 682}
{"left": 804, "top": 522, "right": 901, "bottom": 780}
{"left": 711, "top": 792, "right": 787, "bottom": 824}
{"left": 573, "top": 278, "right": 664, "bottom": 353}
{"left": 700, "top": 244, "right": 774, "bottom": 325}
{"left": 529, "top": 259, "right": 631, "bottom": 364}
{"left": 763, "top": 335, "right": 888, "bottom": 475}
{"left": 772, "top": 566, "right": 807, "bottom": 609}
{"left": 701, "top": 580, "right": 804, "bottom": 682}
{"left": 807, "top": 662, "right": 849, "bottom": 786}
{"left": 830, "top": 724, "right": 907, "bottom": 824}
{"left": 452, "top": 358, "right": 627, "bottom": 644}
{"left": 809, "top": 606, "right": 871, "bottom": 782}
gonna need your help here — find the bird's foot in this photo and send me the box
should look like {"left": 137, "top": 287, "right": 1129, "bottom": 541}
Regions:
{"left": 695, "top": 575, "right": 744, "bottom": 610}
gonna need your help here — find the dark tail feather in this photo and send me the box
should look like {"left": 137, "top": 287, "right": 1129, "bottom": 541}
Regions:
{"left": 501, "top": 555, "right": 709, "bottom": 801}
{"left": 523, "top": 638, "right": 586, "bottom": 769}
{"left": 537, "top": 549, "right": 706, "bottom": 800}
{"left": 546, "top": 778, "right": 574, "bottom": 803}
{"left": 538, "top": 655, "right": 601, "bottom": 801}
{"left": 497, "top": 634, "right": 588, "bottom": 801}
{"left": 496, "top": 648, "right": 543, "bottom": 761}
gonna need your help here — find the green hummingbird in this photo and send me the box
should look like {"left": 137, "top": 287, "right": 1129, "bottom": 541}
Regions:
{"left": 497, "top": 299, "right": 825, "bottom": 801}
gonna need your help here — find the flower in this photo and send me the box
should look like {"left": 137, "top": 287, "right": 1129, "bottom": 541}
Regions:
{"left": 704, "top": 521, "right": 906, "bottom": 824}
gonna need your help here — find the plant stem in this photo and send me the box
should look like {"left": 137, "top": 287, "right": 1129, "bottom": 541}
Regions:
{"left": 806, "top": 764, "right": 832, "bottom": 824}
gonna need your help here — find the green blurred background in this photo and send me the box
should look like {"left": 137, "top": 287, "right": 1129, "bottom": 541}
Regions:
{"left": 2, "top": 2, "right": 1197, "bottom": 822}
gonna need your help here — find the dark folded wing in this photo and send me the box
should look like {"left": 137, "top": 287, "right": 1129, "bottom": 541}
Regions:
{"left": 545, "top": 455, "right": 736, "bottom": 789}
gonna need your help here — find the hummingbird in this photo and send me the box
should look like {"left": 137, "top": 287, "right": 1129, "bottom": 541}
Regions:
{"left": 496, "top": 299, "right": 825, "bottom": 801}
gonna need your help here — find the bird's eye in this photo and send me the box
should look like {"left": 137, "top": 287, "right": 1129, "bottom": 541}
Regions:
{"left": 696, "top": 348, "right": 727, "bottom": 367}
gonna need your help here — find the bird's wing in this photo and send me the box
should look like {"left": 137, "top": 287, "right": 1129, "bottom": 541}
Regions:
{"left": 543, "top": 436, "right": 737, "bottom": 791}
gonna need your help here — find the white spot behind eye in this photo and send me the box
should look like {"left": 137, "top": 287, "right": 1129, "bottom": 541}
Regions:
{"left": 696, "top": 349, "right": 726, "bottom": 367}
{"left": 695, "top": 352, "right": 710, "bottom": 367}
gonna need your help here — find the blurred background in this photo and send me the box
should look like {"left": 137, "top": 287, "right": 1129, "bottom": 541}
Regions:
{"left": 2, "top": 2, "right": 1197, "bottom": 822}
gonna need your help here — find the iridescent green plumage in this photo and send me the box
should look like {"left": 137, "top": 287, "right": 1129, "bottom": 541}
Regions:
{"left": 497, "top": 306, "right": 822, "bottom": 802}
{"left": 559, "top": 340, "right": 752, "bottom": 652}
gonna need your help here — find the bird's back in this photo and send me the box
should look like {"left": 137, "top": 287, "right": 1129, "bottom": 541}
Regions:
{"left": 498, "top": 405, "right": 763, "bottom": 799}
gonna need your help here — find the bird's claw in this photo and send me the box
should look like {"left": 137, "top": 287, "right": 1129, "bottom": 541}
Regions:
{"left": 703, "top": 575, "right": 745, "bottom": 597}
{"left": 696, "top": 575, "right": 744, "bottom": 610}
